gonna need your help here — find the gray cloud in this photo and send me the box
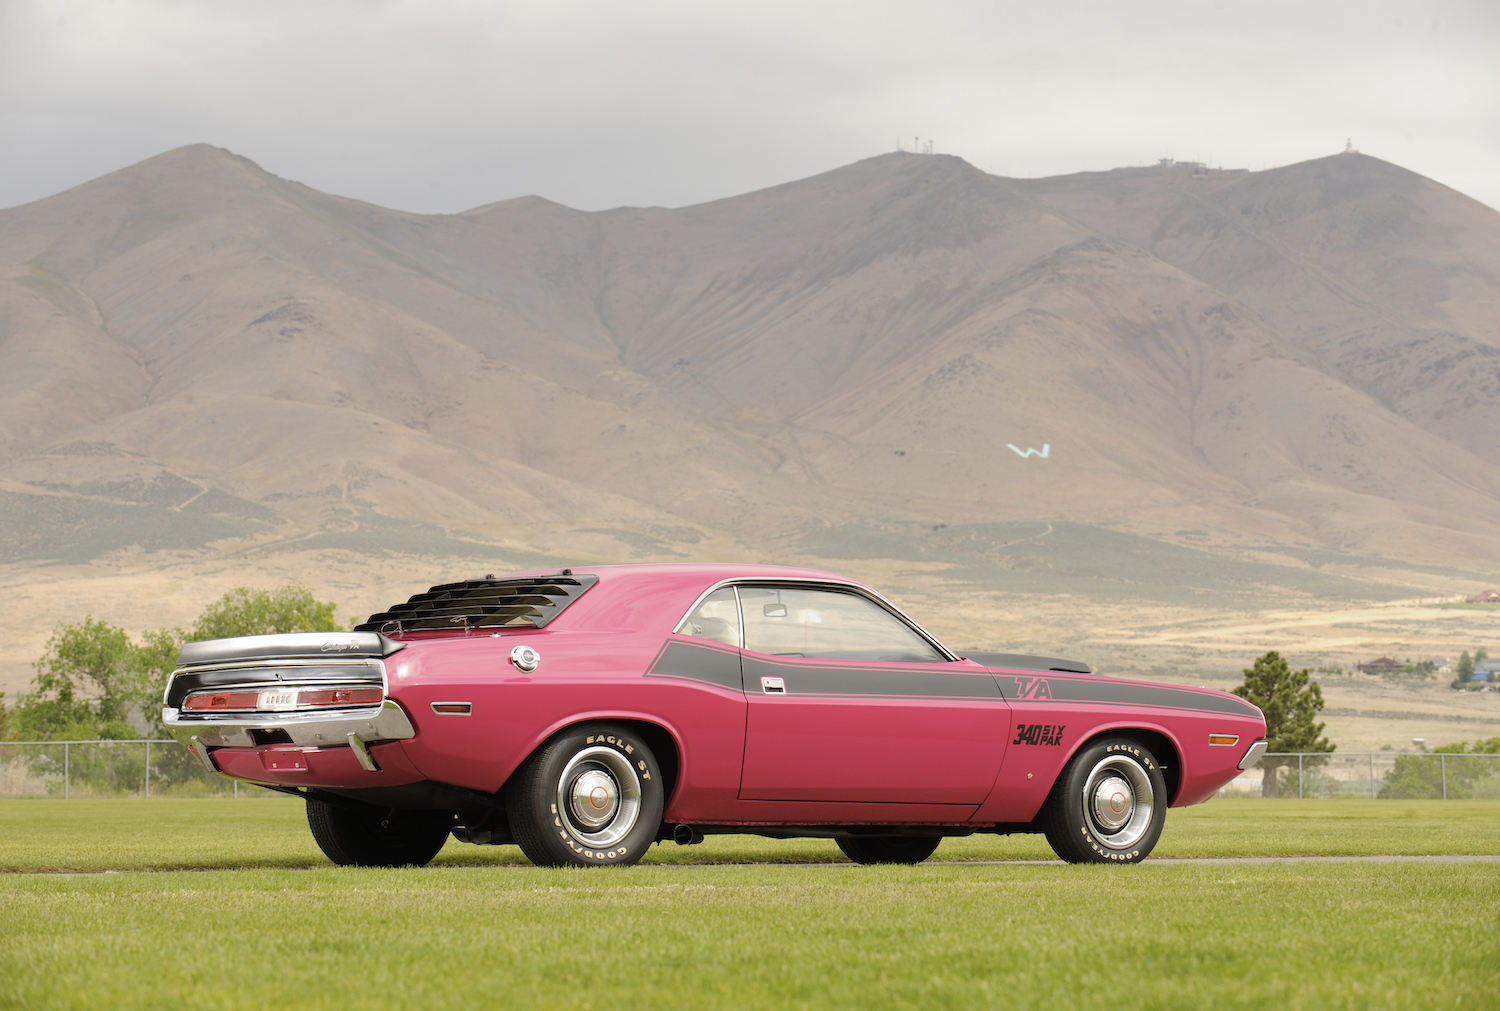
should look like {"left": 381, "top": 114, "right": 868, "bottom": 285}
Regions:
{"left": 2, "top": 0, "right": 1497, "bottom": 213}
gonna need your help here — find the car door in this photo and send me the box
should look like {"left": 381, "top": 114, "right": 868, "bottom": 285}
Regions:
{"left": 735, "top": 584, "right": 1011, "bottom": 805}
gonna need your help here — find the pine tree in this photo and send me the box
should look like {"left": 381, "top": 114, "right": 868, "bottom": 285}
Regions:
{"left": 1231, "top": 651, "right": 1334, "bottom": 797}
{"left": 1455, "top": 650, "right": 1474, "bottom": 687}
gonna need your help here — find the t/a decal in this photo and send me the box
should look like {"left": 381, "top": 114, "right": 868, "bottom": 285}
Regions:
{"left": 1005, "top": 676, "right": 1053, "bottom": 700}
{"left": 1012, "top": 724, "right": 1065, "bottom": 746}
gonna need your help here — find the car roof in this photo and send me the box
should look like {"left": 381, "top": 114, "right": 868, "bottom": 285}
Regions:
{"left": 524, "top": 562, "right": 850, "bottom": 582}
{"left": 539, "top": 562, "right": 882, "bottom": 632}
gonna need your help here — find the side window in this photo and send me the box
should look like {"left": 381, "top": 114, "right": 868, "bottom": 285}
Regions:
{"left": 674, "top": 587, "right": 742, "bottom": 647}
{"left": 739, "top": 587, "right": 944, "bottom": 663}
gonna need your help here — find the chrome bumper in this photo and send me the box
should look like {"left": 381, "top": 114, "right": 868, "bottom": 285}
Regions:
{"left": 1238, "top": 740, "right": 1269, "bottom": 770}
{"left": 162, "top": 699, "right": 417, "bottom": 750}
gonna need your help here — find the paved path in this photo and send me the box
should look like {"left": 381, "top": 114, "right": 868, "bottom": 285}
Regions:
{"left": 1142, "top": 854, "right": 1500, "bottom": 865}
{"left": 4, "top": 854, "right": 1498, "bottom": 874}
{"left": 931, "top": 854, "right": 1500, "bottom": 866}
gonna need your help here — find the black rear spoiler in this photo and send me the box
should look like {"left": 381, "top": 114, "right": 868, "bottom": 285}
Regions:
{"left": 177, "top": 631, "right": 407, "bottom": 668}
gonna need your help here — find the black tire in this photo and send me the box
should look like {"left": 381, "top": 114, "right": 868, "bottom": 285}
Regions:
{"left": 1041, "top": 736, "right": 1167, "bottom": 864}
{"left": 306, "top": 799, "right": 453, "bottom": 867}
{"left": 836, "top": 836, "right": 942, "bottom": 865}
{"left": 507, "top": 723, "right": 665, "bottom": 867}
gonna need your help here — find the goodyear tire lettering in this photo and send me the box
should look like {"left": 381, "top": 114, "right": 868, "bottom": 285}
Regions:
{"left": 1043, "top": 736, "right": 1165, "bottom": 865}
{"left": 517, "top": 724, "right": 662, "bottom": 868}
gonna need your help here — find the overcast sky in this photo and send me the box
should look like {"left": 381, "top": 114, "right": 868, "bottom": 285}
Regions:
{"left": 2, "top": 0, "right": 1497, "bottom": 214}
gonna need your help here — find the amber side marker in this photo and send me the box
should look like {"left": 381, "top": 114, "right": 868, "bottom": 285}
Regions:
{"left": 1208, "top": 734, "right": 1240, "bottom": 747}
{"left": 431, "top": 702, "right": 473, "bottom": 715}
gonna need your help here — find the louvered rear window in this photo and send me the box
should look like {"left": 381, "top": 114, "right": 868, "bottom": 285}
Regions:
{"left": 354, "top": 572, "right": 598, "bottom": 633}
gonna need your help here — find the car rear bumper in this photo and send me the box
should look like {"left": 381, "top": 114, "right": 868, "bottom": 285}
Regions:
{"left": 162, "top": 698, "right": 417, "bottom": 750}
{"left": 207, "top": 739, "right": 428, "bottom": 788}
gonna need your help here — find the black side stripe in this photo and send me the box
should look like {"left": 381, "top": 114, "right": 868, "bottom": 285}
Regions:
{"left": 645, "top": 638, "right": 743, "bottom": 690}
{"left": 742, "top": 655, "right": 1003, "bottom": 700}
{"left": 993, "top": 673, "right": 1262, "bottom": 717}
{"left": 645, "top": 639, "right": 1260, "bottom": 718}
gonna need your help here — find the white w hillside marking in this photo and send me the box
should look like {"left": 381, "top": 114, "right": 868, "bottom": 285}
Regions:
{"left": 1006, "top": 444, "right": 1050, "bottom": 459}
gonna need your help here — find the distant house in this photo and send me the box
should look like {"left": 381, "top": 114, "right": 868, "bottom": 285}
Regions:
{"left": 1473, "top": 660, "right": 1500, "bottom": 682}
{"left": 1357, "top": 657, "right": 1403, "bottom": 675}
{"left": 1465, "top": 589, "right": 1500, "bottom": 603}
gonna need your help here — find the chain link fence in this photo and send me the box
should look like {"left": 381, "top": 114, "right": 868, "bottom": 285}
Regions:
{"left": 0, "top": 740, "right": 278, "bottom": 799}
{"left": 1219, "top": 751, "right": 1500, "bottom": 800}
{"left": 4, "top": 741, "right": 1497, "bottom": 801}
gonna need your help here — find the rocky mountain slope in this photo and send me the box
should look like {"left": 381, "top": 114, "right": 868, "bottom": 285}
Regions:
{"left": 3, "top": 145, "right": 1499, "bottom": 589}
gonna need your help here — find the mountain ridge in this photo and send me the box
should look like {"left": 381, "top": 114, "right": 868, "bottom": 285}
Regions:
{"left": 2, "top": 144, "right": 1498, "bottom": 584}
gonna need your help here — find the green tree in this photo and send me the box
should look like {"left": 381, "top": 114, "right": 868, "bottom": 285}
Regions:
{"left": 1380, "top": 737, "right": 1500, "bottom": 799}
{"left": 1453, "top": 651, "right": 1474, "bottom": 689}
{"left": 17, "top": 584, "right": 343, "bottom": 742}
{"left": 1231, "top": 651, "right": 1335, "bottom": 797}
{"left": 189, "top": 583, "right": 341, "bottom": 641}
{"left": 17, "top": 617, "right": 145, "bottom": 740}
{"left": 0, "top": 691, "right": 15, "bottom": 741}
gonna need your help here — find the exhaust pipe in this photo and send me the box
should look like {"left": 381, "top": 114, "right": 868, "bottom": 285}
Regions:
{"left": 672, "top": 824, "right": 704, "bottom": 846}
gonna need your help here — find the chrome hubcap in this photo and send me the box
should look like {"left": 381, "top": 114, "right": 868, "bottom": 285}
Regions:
{"left": 1091, "top": 775, "right": 1133, "bottom": 831}
{"left": 569, "top": 769, "right": 619, "bottom": 828}
{"left": 555, "top": 745, "right": 642, "bottom": 848}
{"left": 1082, "top": 755, "right": 1154, "bottom": 849}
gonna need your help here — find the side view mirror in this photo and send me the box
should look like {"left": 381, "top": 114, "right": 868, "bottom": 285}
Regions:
{"left": 763, "top": 604, "right": 788, "bottom": 618}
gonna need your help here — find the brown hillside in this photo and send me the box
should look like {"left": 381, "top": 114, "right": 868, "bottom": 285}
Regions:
{"left": 1014, "top": 155, "right": 1500, "bottom": 466}
{"left": 2, "top": 145, "right": 1499, "bottom": 586}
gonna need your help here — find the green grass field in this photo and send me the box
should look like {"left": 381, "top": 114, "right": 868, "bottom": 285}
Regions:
{"left": 3, "top": 797, "right": 1498, "bottom": 871}
{"left": 2, "top": 799, "right": 1498, "bottom": 1009}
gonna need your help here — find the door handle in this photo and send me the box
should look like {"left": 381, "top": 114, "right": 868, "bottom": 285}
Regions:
{"left": 760, "top": 676, "right": 786, "bottom": 694}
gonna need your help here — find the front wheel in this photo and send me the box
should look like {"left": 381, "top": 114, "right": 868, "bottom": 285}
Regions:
{"left": 837, "top": 836, "right": 942, "bottom": 865}
{"left": 1041, "top": 737, "right": 1167, "bottom": 864}
{"left": 306, "top": 799, "right": 453, "bottom": 867}
{"left": 507, "top": 723, "right": 665, "bottom": 867}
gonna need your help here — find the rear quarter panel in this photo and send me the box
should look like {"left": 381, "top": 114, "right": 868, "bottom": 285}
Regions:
{"left": 386, "top": 628, "right": 749, "bottom": 816}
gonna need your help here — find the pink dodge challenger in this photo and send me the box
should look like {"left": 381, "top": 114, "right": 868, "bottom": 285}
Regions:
{"left": 163, "top": 564, "right": 1267, "bottom": 867}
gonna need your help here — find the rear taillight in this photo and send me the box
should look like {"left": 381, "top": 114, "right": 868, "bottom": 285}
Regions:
{"left": 182, "top": 691, "right": 262, "bottom": 712}
{"left": 297, "top": 687, "right": 383, "bottom": 708}
{"left": 182, "top": 686, "right": 383, "bottom": 712}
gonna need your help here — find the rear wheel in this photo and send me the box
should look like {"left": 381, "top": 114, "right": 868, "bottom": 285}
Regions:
{"left": 507, "top": 723, "right": 664, "bottom": 867}
{"left": 1041, "top": 736, "right": 1167, "bottom": 864}
{"left": 836, "top": 836, "right": 942, "bottom": 865}
{"left": 306, "top": 799, "right": 453, "bottom": 867}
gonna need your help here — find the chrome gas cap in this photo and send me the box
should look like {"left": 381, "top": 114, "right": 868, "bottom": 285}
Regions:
{"left": 1091, "top": 775, "right": 1133, "bottom": 831}
{"left": 510, "top": 644, "right": 540, "bottom": 671}
{"left": 569, "top": 769, "right": 619, "bottom": 828}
